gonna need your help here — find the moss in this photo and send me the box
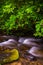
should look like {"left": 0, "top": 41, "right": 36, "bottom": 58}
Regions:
{"left": 0, "top": 49, "right": 19, "bottom": 64}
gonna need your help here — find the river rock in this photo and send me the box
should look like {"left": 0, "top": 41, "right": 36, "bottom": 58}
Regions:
{"left": 23, "top": 39, "right": 38, "bottom": 47}
{"left": 0, "top": 39, "right": 17, "bottom": 46}
{"left": 28, "top": 46, "right": 43, "bottom": 58}
{"left": 18, "top": 37, "right": 26, "bottom": 43}
{"left": 0, "top": 48, "right": 19, "bottom": 64}
{"left": 0, "top": 35, "right": 18, "bottom": 42}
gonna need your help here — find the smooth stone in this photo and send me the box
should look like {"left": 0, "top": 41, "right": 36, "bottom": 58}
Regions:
{"left": 0, "top": 39, "right": 17, "bottom": 46}
{"left": 23, "top": 39, "right": 38, "bottom": 46}
{"left": 23, "top": 38, "right": 43, "bottom": 43}
{"left": 18, "top": 37, "right": 36, "bottom": 43}
{"left": 28, "top": 47, "right": 43, "bottom": 58}
{"left": 18, "top": 37, "right": 26, "bottom": 43}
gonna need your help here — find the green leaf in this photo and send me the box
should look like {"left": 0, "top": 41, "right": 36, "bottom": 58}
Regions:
{"left": 41, "top": 28, "right": 43, "bottom": 33}
{"left": 36, "top": 24, "right": 40, "bottom": 32}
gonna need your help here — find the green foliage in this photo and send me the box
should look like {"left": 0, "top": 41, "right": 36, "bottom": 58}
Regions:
{"left": 34, "top": 19, "right": 43, "bottom": 37}
{"left": 0, "top": 0, "right": 43, "bottom": 37}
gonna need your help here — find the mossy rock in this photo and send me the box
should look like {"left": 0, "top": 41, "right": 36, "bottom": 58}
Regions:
{"left": 0, "top": 49, "right": 19, "bottom": 64}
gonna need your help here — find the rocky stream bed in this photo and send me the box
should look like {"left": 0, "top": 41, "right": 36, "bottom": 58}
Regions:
{"left": 0, "top": 35, "right": 43, "bottom": 65}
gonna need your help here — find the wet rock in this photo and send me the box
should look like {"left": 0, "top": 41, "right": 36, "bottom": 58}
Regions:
{"left": 18, "top": 37, "right": 36, "bottom": 43}
{"left": 23, "top": 39, "right": 38, "bottom": 47}
{"left": 28, "top": 55, "right": 37, "bottom": 61}
{"left": 8, "top": 39, "right": 17, "bottom": 43}
{"left": 0, "top": 35, "right": 18, "bottom": 42}
{"left": 23, "top": 38, "right": 43, "bottom": 47}
{"left": 0, "top": 39, "right": 17, "bottom": 47}
{"left": 0, "top": 49, "right": 19, "bottom": 64}
{"left": 18, "top": 37, "right": 26, "bottom": 43}
{"left": 28, "top": 47, "right": 43, "bottom": 58}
